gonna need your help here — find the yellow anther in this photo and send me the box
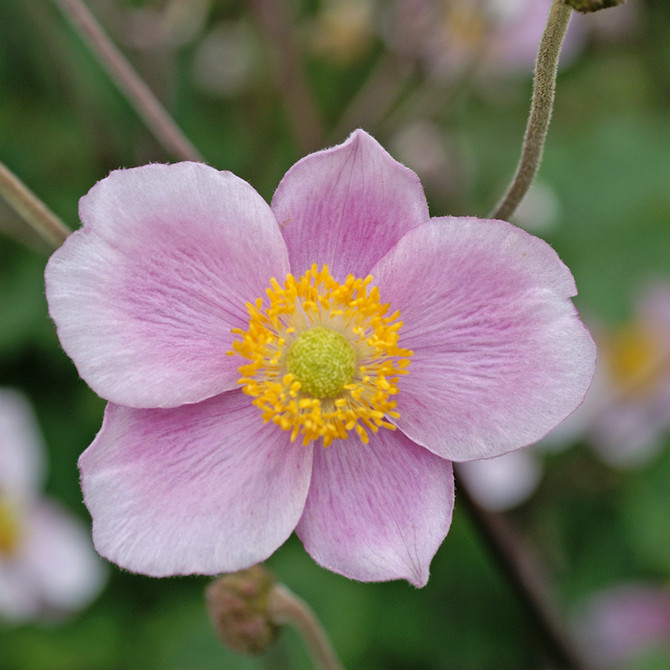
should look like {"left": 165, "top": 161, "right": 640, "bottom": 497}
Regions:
{"left": 230, "top": 265, "right": 412, "bottom": 446}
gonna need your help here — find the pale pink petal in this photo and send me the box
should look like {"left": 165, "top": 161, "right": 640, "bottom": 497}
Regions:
{"left": 372, "top": 217, "right": 596, "bottom": 461}
{"left": 79, "top": 391, "right": 313, "bottom": 576}
{"left": 0, "top": 559, "right": 39, "bottom": 622}
{"left": 0, "top": 389, "right": 45, "bottom": 500}
{"left": 23, "top": 501, "right": 107, "bottom": 614}
{"left": 296, "top": 431, "right": 453, "bottom": 587}
{"left": 271, "top": 129, "right": 429, "bottom": 281}
{"left": 46, "top": 162, "right": 289, "bottom": 409}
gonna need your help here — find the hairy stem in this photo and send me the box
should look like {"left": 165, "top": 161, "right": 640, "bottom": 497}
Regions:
{"left": 0, "top": 161, "right": 70, "bottom": 249}
{"left": 269, "top": 584, "right": 345, "bottom": 670}
{"left": 52, "top": 0, "right": 203, "bottom": 162}
{"left": 454, "top": 468, "right": 592, "bottom": 669}
{"left": 490, "top": 0, "right": 572, "bottom": 221}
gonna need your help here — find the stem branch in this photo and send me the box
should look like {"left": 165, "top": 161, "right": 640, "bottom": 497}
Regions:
{"left": 269, "top": 584, "right": 345, "bottom": 670}
{"left": 52, "top": 0, "right": 204, "bottom": 162}
{"left": 0, "top": 162, "right": 70, "bottom": 249}
{"left": 490, "top": 0, "right": 572, "bottom": 220}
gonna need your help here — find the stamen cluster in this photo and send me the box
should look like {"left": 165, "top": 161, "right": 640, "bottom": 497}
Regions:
{"left": 230, "top": 264, "right": 412, "bottom": 446}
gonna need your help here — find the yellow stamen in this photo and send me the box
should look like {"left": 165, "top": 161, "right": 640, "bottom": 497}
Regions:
{"left": 603, "top": 323, "right": 666, "bottom": 397}
{"left": 0, "top": 496, "right": 21, "bottom": 557}
{"left": 230, "top": 264, "right": 413, "bottom": 446}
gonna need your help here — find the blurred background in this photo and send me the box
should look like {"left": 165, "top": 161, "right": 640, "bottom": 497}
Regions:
{"left": 1, "top": 1, "right": 670, "bottom": 668}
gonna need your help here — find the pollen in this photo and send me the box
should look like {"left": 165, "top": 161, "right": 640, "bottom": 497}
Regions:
{"left": 229, "top": 264, "right": 413, "bottom": 447}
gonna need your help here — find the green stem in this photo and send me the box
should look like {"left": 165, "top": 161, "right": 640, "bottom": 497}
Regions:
{"left": 52, "top": 0, "right": 204, "bottom": 163}
{"left": 269, "top": 584, "right": 345, "bottom": 670}
{"left": 490, "top": 0, "right": 573, "bottom": 221}
{"left": 0, "top": 161, "right": 70, "bottom": 249}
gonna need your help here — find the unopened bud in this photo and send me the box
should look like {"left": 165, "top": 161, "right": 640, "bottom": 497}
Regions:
{"left": 562, "top": 0, "right": 627, "bottom": 13}
{"left": 205, "top": 565, "right": 280, "bottom": 654}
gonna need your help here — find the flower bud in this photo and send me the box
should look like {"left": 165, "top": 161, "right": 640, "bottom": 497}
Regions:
{"left": 205, "top": 565, "right": 280, "bottom": 654}
{"left": 563, "top": 0, "right": 627, "bottom": 13}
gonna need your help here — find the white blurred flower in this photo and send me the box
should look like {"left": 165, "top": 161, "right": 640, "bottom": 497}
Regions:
{"left": 457, "top": 448, "right": 543, "bottom": 512}
{"left": 0, "top": 389, "right": 106, "bottom": 623}
{"left": 510, "top": 181, "right": 561, "bottom": 235}
{"left": 191, "top": 21, "right": 261, "bottom": 98}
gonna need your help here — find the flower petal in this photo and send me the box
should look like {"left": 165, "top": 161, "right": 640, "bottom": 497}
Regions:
{"left": 0, "top": 389, "right": 46, "bottom": 501}
{"left": 372, "top": 217, "right": 596, "bottom": 461}
{"left": 46, "top": 162, "right": 289, "bottom": 408}
{"left": 23, "top": 501, "right": 107, "bottom": 613}
{"left": 272, "top": 129, "right": 429, "bottom": 280}
{"left": 79, "top": 391, "right": 313, "bottom": 576}
{"left": 296, "top": 431, "right": 453, "bottom": 587}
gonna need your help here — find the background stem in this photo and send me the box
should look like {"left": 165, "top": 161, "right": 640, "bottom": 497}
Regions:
{"left": 269, "top": 584, "right": 346, "bottom": 670}
{"left": 454, "top": 467, "right": 592, "bottom": 670}
{"left": 0, "top": 161, "right": 70, "bottom": 249}
{"left": 53, "top": 0, "right": 204, "bottom": 163}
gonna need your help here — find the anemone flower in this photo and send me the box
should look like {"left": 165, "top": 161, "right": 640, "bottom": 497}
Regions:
{"left": 0, "top": 389, "right": 106, "bottom": 621}
{"left": 45, "top": 130, "right": 595, "bottom": 587}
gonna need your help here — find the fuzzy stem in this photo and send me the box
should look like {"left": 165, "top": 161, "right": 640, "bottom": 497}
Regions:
{"left": 269, "top": 584, "right": 345, "bottom": 670}
{"left": 52, "top": 0, "right": 204, "bottom": 162}
{"left": 454, "top": 468, "right": 592, "bottom": 670}
{"left": 490, "top": 0, "right": 572, "bottom": 221}
{"left": 0, "top": 161, "right": 70, "bottom": 249}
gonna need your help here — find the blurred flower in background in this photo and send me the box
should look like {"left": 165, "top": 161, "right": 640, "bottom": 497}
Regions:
{"left": 456, "top": 448, "right": 543, "bottom": 512}
{"left": 0, "top": 389, "right": 106, "bottom": 623}
{"left": 306, "top": 0, "right": 376, "bottom": 65}
{"left": 383, "top": 0, "right": 585, "bottom": 82}
{"left": 585, "top": 282, "right": 670, "bottom": 468}
{"left": 575, "top": 583, "right": 670, "bottom": 669}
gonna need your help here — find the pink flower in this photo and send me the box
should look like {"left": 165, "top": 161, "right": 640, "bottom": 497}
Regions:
{"left": 385, "top": 0, "right": 585, "bottom": 82}
{"left": 0, "top": 389, "right": 106, "bottom": 622}
{"left": 45, "top": 130, "right": 595, "bottom": 586}
{"left": 575, "top": 583, "right": 670, "bottom": 669}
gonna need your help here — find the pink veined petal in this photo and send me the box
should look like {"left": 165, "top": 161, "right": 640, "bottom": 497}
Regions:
{"left": 296, "top": 431, "right": 454, "bottom": 587}
{"left": 272, "top": 129, "right": 430, "bottom": 281}
{"left": 46, "top": 162, "right": 289, "bottom": 409}
{"left": 79, "top": 391, "right": 313, "bottom": 577}
{"left": 372, "top": 216, "right": 597, "bottom": 462}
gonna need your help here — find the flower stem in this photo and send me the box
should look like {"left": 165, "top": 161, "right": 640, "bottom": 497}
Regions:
{"left": 269, "top": 584, "right": 346, "bottom": 670}
{"left": 0, "top": 161, "right": 70, "bottom": 249}
{"left": 454, "top": 468, "right": 592, "bottom": 670}
{"left": 52, "top": 0, "right": 204, "bottom": 163}
{"left": 490, "top": 0, "right": 572, "bottom": 221}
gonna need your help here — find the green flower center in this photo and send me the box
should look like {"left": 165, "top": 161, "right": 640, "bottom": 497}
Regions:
{"left": 286, "top": 327, "right": 356, "bottom": 398}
